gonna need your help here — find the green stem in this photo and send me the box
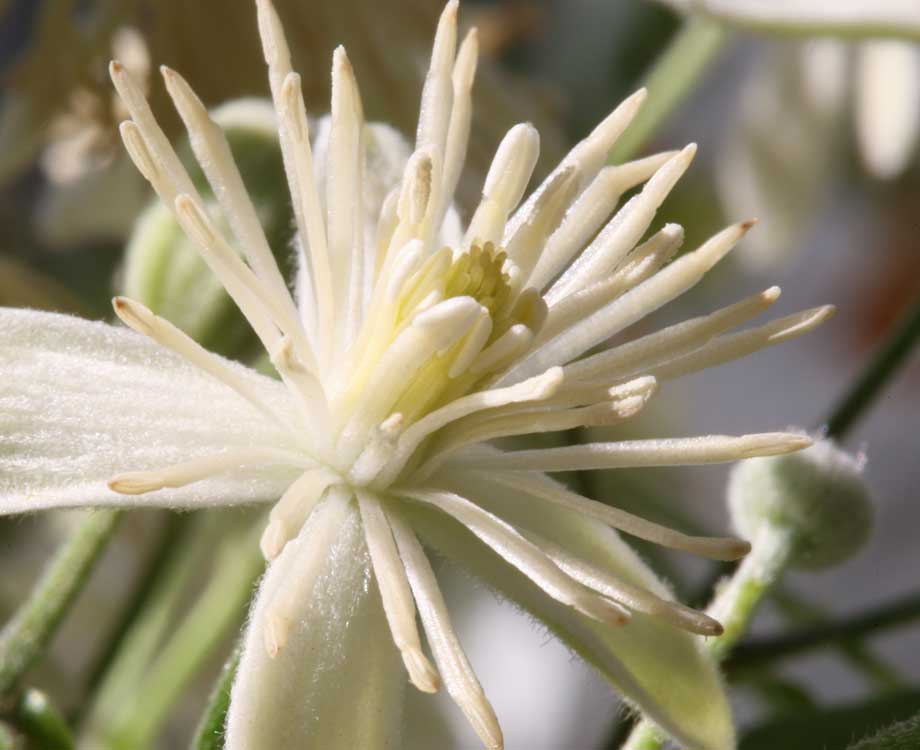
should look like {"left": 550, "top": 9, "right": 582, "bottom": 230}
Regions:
{"left": 79, "top": 514, "right": 217, "bottom": 742}
{"left": 191, "top": 642, "right": 241, "bottom": 750}
{"left": 727, "top": 591, "right": 920, "bottom": 675}
{"left": 825, "top": 289, "right": 920, "bottom": 440}
{"left": 73, "top": 513, "right": 187, "bottom": 721}
{"left": 0, "top": 510, "right": 121, "bottom": 700}
{"left": 10, "top": 689, "right": 74, "bottom": 750}
{"left": 609, "top": 17, "right": 728, "bottom": 163}
{"left": 621, "top": 524, "right": 794, "bottom": 750}
{"left": 88, "top": 517, "right": 263, "bottom": 750}
{"left": 0, "top": 722, "right": 13, "bottom": 750}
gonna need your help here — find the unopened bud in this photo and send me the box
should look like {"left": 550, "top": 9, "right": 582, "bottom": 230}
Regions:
{"left": 728, "top": 436, "right": 872, "bottom": 570}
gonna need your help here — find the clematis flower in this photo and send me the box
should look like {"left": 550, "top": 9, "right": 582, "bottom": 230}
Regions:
{"left": 0, "top": 2, "right": 832, "bottom": 748}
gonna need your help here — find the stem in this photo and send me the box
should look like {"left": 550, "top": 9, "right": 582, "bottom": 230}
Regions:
{"left": 113, "top": 525, "right": 261, "bottom": 747}
{"left": 0, "top": 510, "right": 121, "bottom": 699}
{"left": 191, "top": 642, "right": 241, "bottom": 750}
{"left": 86, "top": 516, "right": 263, "bottom": 749}
{"left": 728, "top": 590, "right": 920, "bottom": 674}
{"left": 73, "top": 513, "right": 188, "bottom": 721}
{"left": 609, "top": 17, "right": 728, "bottom": 163}
{"left": 10, "top": 689, "right": 74, "bottom": 750}
{"left": 621, "top": 524, "right": 794, "bottom": 750}
{"left": 0, "top": 722, "right": 13, "bottom": 750}
{"left": 825, "top": 289, "right": 920, "bottom": 440}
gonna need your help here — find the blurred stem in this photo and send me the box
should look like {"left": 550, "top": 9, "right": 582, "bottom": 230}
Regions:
{"left": 621, "top": 523, "right": 794, "bottom": 750}
{"left": 73, "top": 513, "right": 188, "bottom": 721}
{"left": 87, "top": 516, "right": 263, "bottom": 750}
{"left": 0, "top": 723, "right": 12, "bottom": 750}
{"left": 79, "top": 514, "right": 218, "bottom": 742}
{"left": 609, "top": 17, "right": 727, "bottom": 163}
{"left": 825, "top": 289, "right": 920, "bottom": 440}
{"left": 727, "top": 590, "right": 920, "bottom": 677}
{"left": 10, "top": 689, "right": 74, "bottom": 750}
{"left": 191, "top": 641, "right": 241, "bottom": 750}
{"left": 0, "top": 510, "right": 121, "bottom": 700}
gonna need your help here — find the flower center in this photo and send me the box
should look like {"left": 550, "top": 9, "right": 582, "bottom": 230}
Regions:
{"left": 327, "top": 242, "right": 548, "bottom": 489}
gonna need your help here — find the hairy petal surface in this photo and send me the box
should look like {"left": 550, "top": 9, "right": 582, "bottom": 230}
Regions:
{"left": 0, "top": 308, "right": 301, "bottom": 513}
{"left": 406, "top": 470, "right": 734, "bottom": 750}
{"left": 226, "top": 494, "right": 405, "bottom": 750}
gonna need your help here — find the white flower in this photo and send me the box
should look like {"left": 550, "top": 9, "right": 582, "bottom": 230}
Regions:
{"left": 0, "top": 2, "right": 832, "bottom": 748}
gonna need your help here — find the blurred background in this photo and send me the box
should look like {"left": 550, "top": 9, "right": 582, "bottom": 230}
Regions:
{"left": 1, "top": 0, "right": 919, "bottom": 748}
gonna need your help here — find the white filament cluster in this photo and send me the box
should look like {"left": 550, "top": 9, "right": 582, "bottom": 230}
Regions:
{"left": 105, "top": 2, "right": 831, "bottom": 746}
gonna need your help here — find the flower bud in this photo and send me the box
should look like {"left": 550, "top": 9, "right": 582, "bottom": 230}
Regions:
{"left": 120, "top": 98, "right": 290, "bottom": 359}
{"left": 728, "top": 436, "right": 872, "bottom": 570}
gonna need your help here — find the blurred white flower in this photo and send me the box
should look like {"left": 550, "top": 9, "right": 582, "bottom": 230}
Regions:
{"left": 652, "top": 0, "right": 920, "bottom": 40}
{"left": 0, "top": 2, "right": 832, "bottom": 748}
{"left": 718, "top": 37, "right": 920, "bottom": 270}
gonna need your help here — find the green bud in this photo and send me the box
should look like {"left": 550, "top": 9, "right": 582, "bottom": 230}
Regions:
{"left": 120, "top": 99, "right": 291, "bottom": 360}
{"left": 728, "top": 436, "right": 872, "bottom": 570}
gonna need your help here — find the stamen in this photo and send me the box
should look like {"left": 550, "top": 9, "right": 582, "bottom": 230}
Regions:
{"left": 328, "top": 47, "right": 366, "bottom": 353}
{"left": 159, "top": 67, "right": 298, "bottom": 325}
{"left": 457, "top": 433, "right": 813, "bottom": 473}
{"left": 505, "top": 165, "right": 581, "bottom": 283}
{"left": 373, "top": 367, "right": 564, "bottom": 487}
{"left": 503, "top": 219, "right": 752, "bottom": 384}
{"left": 538, "top": 224, "right": 684, "bottom": 346}
{"left": 277, "top": 73, "right": 333, "bottom": 362}
{"left": 357, "top": 492, "right": 441, "bottom": 692}
{"left": 530, "top": 532, "right": 724, "bottom": 636}
{"left": 434, "top": 27, "right": 479, "bottom": 230}
{"left": 650, "top": 305, "right": 837, "bottom": 381}
{"left": 109, "top": 61, "right": 197, "bottom": 198}
{"left": 336, "top": 297, "right": 481, "bottom": 462}
{"left": 261, "top": 467, "right": 340, "bottom": 559}
{"left": 171, "top": 195, "right": 284, "bottom": 353}
{"left": 417, "top": 0, "right": 458, "bottom": 159}
{"left": 254, "top": 0, "right": 293, "bottom": 99}
{"left": 464, "top": 124, "right": 540, "bottom": 248}
{"left": 422, "top": 396, "right": 649, "bottom": 474}
{"left": 564, "top": 286, "right": 782, "bottom": 382}
{"left": 527, "top": 151, "right": 678, "bottom": 291}
{"left": 388, "top": 512, "right": 503, "bottom": 749}
{"left": 108, "top": 447, "right": 310, "bottom": 495}
{"left": 506, "top": 88, "right": 647, "bottom": 239}
{"left": 468, "top": 323, "right": 533, "bottom": 376}
{"left": 112, "top": 297, "right": 296, "bottom": 435}
{"left": 548, "top": 144, "right": 697, "bottom": 304}
{"left": 402, "top": 489, "right": 631, "bottom": 627}
{"left": 487, "top": 471, "right": 750, "bottom": 561}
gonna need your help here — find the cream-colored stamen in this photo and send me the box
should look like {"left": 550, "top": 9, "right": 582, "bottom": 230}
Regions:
{"left": 487, "top": 471, "right": 750, "bottom": 561}
{"left": 403, "top": 489, "right": 631, "bottom": 627}
{"left": 650, "top": 305, "right": 837, "bottom": 381}
{"left": 565, "top": 286, "right": 781, "bottom": 382}
{"left": 388, "top": 512, "right": 503, "bottom": 749}
{"left": 357, "top": 491, "right": 441, "bottom": 692}
{"left": 458, "top": 433, "right": 813, "bottom": 473}
{"left": 527, "top": 151, "right": 678, "bottom": 291}
{"left": 108, "top": 447, "right": 311, "bottom": 495}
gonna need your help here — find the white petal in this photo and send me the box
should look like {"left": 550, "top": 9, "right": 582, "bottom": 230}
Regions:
{"left": 856, "top": 41, "right": 920, "bottom": 178}
{"left": 227, "top": 493, "right": 406, "bottom": 750}
{"left": 654, "top": 0, "right": 920, "bottom": 40}
{"left": 0, "top": 309, "right": 301, "bottom": 513}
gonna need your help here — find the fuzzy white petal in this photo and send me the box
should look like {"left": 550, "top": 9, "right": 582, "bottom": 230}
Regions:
{"left": 0, "top": 309, "right": 301, "bottom": 513}
{"left": 227, "top": 494, "right": 405, "bottom": 750}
